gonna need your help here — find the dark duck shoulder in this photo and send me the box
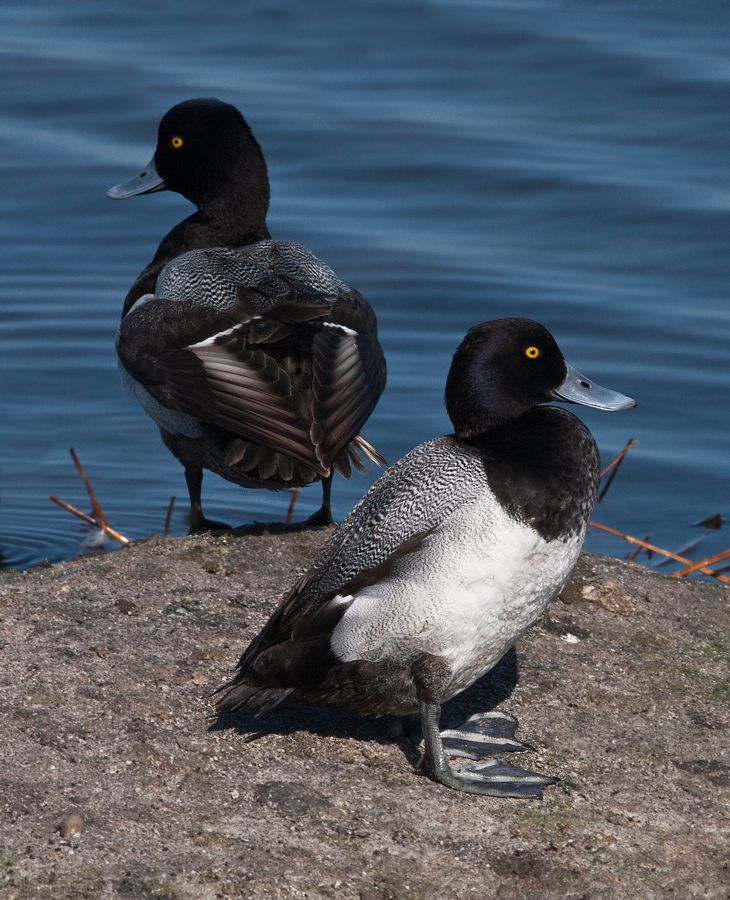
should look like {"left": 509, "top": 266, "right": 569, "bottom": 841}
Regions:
{"left": 466, "top": 407, "right": 600, "bottom": 542}
{"left": 109, "top": 99, "right": 386, "bottom": 530}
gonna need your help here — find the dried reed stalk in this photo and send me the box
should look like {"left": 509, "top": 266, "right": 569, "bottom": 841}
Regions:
{"left": 597, "top": 438, "right": 636, "bottom": 502}
{"left": 588, "top": 521, "right": 730, "bottom": 584}
{"left": 50, "top": 495, "right": 130, "bottom": 546}
{"left": 286, "top": 487, "right": 300, "bottom": 525}
{"left": 163, "top": 496, "right": 176, "bottom": 537}
{"left": 671, "top": 547, "right": 730, "bottom": 579}
{"left": 50, "top": 448, "right": 130, "bottom": 546}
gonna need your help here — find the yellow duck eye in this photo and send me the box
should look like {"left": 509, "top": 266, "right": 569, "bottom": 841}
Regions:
{"left": 524, "top": 346, "right": 541, "bottom": 360}
{"left": 170, "top": 135, "right": 184, "bottom": 149}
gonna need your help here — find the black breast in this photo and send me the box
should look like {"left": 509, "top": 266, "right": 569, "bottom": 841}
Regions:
{"left": 466, "top": 406, "right": 600, "bottom": 541}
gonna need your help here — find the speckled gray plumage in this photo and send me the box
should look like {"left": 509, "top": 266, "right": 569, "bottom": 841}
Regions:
{"left": 154, "top": 240, "right": 347, "bottom": 314}
{"left": 226, "top": 436, "right": 486, "bottom": 684}
{"left": 281, "top": 413, "right": 596, "bottom": 616}
{"left": 295, "top": 437, "right": 489, "bottom": 604}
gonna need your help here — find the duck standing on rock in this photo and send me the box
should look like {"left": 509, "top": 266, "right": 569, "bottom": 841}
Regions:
{"left": 217, "top": 318, "right": 635, "bottom": 797}
{"left": 108, "top": 99, "right": 386, "bottom": 532}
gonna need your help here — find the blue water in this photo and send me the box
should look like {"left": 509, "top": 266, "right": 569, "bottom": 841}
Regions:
{"left": 1, "top": 1, "right": 728, "bottom": 570}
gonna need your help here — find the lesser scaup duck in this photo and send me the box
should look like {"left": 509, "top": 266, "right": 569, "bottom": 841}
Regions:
{"left": 108, "top": 98, "right": 386, "bottom": 531}
{"left": 217, "top": 318, "right": 635, "bottom": 797}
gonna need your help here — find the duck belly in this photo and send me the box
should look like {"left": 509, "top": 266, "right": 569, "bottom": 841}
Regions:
{"left": 118, "top": 358, "right": 203, "bottom": 439}
{"left": 330, "top": 498, "right": 583, "bottom": 701}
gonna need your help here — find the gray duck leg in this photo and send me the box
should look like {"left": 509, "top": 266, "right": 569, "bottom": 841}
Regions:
{"left": 419, "top": 702, "right": 557, "bottom": 799}
{"left": 302, "top": 473, "right": 335, "bottom": 527}
{"left": 185, "top": 465, "right": 230, "bottom": 533}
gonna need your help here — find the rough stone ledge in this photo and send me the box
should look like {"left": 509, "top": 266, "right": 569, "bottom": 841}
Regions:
{"left": 0, "top": 531, "right": 727, "bottom": 899}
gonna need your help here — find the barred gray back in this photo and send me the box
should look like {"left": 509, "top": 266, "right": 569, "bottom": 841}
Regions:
{"left": 155, "top": 240, "right": 348, "bottom": 312}
{"left": 299, "top": 437, "right": 488, "bottom": 603}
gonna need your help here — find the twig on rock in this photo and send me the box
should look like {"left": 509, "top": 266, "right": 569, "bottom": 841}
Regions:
{"left": 671, "top": 548, "right": 730, "bottom": 579}
{"left": 286, "top": 488, "right": 300, "bottom": 525}
{"left": 589, "top": 521, "right": 730, "bottom": 584}
{"left": 50, "top": 495, "right": 129, "bottom": 546}
{"left": 70, "top": 447, "right": 108, "bottom": 526}
{"left": 625, "top": 537, "right": 651, "bottom": 562}
{"left": 163, "top": 496, "right": 176, "bottom": 537}
{"left": 50, "top": 449, "right": 130, "bottom": 546}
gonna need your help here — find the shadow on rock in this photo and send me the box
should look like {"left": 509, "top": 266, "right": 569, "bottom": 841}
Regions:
{"left": 210, "top": 647, "right": 520, "bottom": 761}
{"left": 228, "top": 520, "right": 331, "bottom": 536}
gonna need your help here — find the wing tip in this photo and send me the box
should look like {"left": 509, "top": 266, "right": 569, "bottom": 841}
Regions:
{"left": 353, "top": 434, "right": 387, "bottom": 467}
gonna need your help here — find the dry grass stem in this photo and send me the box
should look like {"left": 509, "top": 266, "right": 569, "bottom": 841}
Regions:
{"left": 599, "top": 437, "right": 637, "bottom": 479}
{"left": 70, "top": 447, "right": 108, "bottom": 527}
{"left": 597, "top": 438, "right": 637, "bottom": 502}
{"left": 50, "top": 449, "right": 130, "bottom": 546}
{"left": 589, "top": 521, "right": 730, "bottom": 584}
{"left": 286, "top": 487, "right": 300, "bottom": 525}
{"left": 163, "top": 496, "right": 176, "bottom": 537}
{"left": 671, "top": 547, "right": 730, "bottom": 579}
{"left": 50, "top": 495, "right": 130, "bottom": 546}
{"left": 626, "top": 537, "right": 651, "bottom": 562}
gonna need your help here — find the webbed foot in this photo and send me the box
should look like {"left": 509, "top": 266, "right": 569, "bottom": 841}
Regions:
{"left": 188, "top": 516, "right": 230, "bottom": 534}
{"left": 302, "top": 506, "right": 335, "bottom": 527}
{"left": 440, "top": 710, "right": 532, "bottom": 759}
{"left": 419, "top": 701, "right": 556, "bottom": 799}
{"left": 405, "top": 709, "right": 531, "bottom": 759}
{"left": 431, "top": 757, "right": 558, "bottom": 799}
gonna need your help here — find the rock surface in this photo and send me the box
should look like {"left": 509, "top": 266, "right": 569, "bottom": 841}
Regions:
{"left": 0, "top": 530, "right": 727, "bottom": 899}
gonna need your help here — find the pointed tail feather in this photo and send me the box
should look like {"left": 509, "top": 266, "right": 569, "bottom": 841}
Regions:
{"left": 352, "top": 434, "right": 387, "bottom": 467}
{"left": 216, "top": 680, "right": 293, "bottom": 718}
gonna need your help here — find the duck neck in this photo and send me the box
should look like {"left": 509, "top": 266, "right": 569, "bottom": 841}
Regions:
{"left": 154, "top": 201, "right": 272, "bottom": 263}
{"left": 194, "top": 160, "right": 272, "bottom": 245}
{"left": 458, "top": 406, "right": 545, "bottom": 446}
{"left": 122, "top": 173, "right": 271, "bottom": 317}
{"left": 159, "top": 154, "right": 272, "bottom": 259}
{"left": 449, "top": 404, "right": 515, "bottom": 441}
{"left": 460, "top": 407, "right": 601, "bottom": 541}
{"left": 445, "top": 369, "right": 528, "bottom": 440}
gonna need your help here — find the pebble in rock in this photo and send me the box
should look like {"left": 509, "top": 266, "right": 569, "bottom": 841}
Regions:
{"left": 58, "top": 812, "right": 85, "bottom": 843}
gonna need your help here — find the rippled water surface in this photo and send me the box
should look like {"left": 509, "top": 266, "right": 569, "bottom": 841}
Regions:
{"left": 1, "top": 1, "right": 728, "bottom": 569}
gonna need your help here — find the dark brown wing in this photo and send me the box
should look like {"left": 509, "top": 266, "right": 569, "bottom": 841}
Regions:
{"left": 158, "top": 325, "right": 329, "bottom": 476}
{"left": 310, "top": 324, "right": 387, "bottom": 471}
{"left": 119, "top": 241, "right": 385, "bottom": 483}
{"left": 118, "top": 284, "right": 339, "bottom": 477}
{"left": 216, "top": 525, "right": 437, "bottom": 714}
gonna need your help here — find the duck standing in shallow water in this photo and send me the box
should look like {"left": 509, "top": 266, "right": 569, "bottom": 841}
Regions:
{"left": 218, "top": 318, "right": 635, "bottom": 797}
{"left": 108, "top": 99, "right": 386, "bottom": 531}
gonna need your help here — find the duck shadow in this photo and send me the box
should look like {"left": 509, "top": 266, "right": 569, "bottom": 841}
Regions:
{"left": 206, "top": 520, "right": 331, "bottom": 537}
{"left": 210, "top": 647, "right": 520, "bottom": 764}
